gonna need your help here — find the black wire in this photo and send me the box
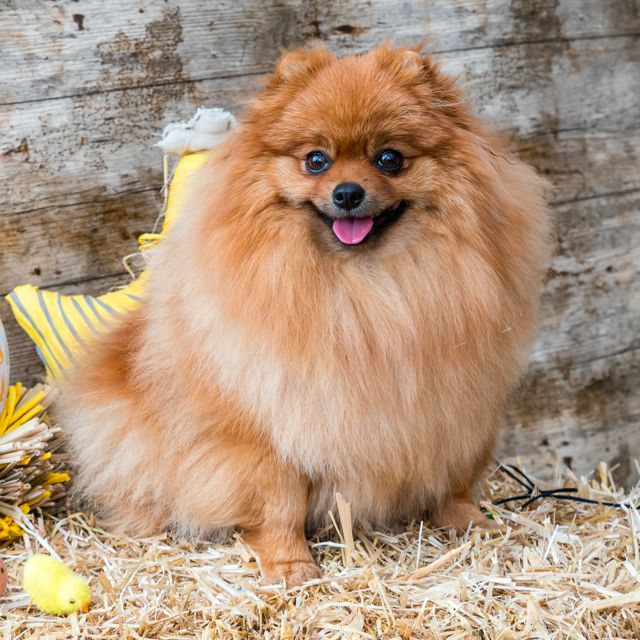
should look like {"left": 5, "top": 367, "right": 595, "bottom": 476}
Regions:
{"left": 492, "top": 462, "right": 637, "bottom": 511}
{"left": 502, "top": 463, "right": 536, "bottom": 491}
{"left": 492, "top": 460, "right": 537, "bottom": 492}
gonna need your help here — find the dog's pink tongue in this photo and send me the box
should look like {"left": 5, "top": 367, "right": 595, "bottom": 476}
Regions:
{"left": 332, "top": 217, "right": 374, "bottom": 244}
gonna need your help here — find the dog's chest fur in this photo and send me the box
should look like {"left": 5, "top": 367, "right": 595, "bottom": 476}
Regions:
{"left": 156, "top": 251, "right": 502, "bottom": 520}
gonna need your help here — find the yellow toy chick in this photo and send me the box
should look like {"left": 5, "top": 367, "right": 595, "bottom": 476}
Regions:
{"left": 23, "top": 554, "right": 90, "bottom": 615}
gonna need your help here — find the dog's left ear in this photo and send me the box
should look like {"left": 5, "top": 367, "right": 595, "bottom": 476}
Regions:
{"left": 395, "top": 47, "right": 473, "bottom": 129}
{"left": 267, "top": 47, "right": 333, "bottom": 88}
{"left": 375, "top": 44, "right": 472, "bottom": 127}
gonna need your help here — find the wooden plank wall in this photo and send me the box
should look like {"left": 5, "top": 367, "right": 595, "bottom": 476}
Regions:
{"left": 1, "top": 1, "right": 638, "bottom": 484}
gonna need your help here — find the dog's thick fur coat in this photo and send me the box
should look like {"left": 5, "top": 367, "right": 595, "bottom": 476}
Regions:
{"left": 58, "top": 45, "right": 551, "bottom": 584}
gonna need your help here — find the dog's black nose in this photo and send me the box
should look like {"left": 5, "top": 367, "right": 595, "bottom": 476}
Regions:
{"left": 332, "top": 182, "right": 365, "bottom": 210}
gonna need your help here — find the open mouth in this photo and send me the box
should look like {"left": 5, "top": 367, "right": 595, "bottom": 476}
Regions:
{"left": 310, "top": 200, "right": 409, "bottom": 245}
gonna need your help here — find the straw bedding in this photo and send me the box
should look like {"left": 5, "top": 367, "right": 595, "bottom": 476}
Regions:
{"left": 1, "top": 463, "right": 639, "bottom": 639}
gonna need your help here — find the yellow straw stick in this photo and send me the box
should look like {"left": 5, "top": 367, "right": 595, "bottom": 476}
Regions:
{"left": 5, "top": 403, "right": 45, "bottom": 434}
{"left": 8, "top": 390, "right": 46, "bottom": 426}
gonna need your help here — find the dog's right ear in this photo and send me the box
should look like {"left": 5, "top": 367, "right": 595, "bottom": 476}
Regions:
{"left": 267, "top": 47, "right": 333, "bottom": 88}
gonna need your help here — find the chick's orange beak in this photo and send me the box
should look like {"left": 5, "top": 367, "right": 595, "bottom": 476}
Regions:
{"left": 81, "top": 602, "right": 89, "bottom": 613}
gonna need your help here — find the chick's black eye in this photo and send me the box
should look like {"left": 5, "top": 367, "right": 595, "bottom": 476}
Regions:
{"left": 375, "top": 149, "right": 404, "bottom": 173}
{"left": 69, "top": 599, "right": 75, "bottom": 604}
{"left": 305, "top": 150, "right": 331, "bottom": 174}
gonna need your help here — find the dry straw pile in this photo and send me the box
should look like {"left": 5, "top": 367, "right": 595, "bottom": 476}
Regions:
{"left": 0, "top": 384, "right": 69, "bottom": 543}
{"left": 1, "top": 463, "right": 638, "bottom": 639}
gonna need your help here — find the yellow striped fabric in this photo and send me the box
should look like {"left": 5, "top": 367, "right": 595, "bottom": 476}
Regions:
{"left": 5, "top": 152, "right": 208, "bottom": 382}
{"left": 6, "top": 278, "right": 145, "bottom": 381}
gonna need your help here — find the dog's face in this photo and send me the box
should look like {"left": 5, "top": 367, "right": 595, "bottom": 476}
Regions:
{"left": 246, "top": 45, "right": 473, "bottom": 252}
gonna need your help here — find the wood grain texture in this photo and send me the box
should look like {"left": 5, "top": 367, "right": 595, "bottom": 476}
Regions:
{"left": 504, "top": 189, "right": 640, "bottom": 485}
{"left": 0, "top": 0, "right": 638, "bottom": 484}
{"left": 0, "top": 187, "right": 160, "bottom": 290}
{"left": 2, "top": 0, "right": 637, "bottom": 104}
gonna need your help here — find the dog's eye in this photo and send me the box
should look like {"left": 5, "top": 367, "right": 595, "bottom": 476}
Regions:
{"left": 305, "top": 150, "right": 331, "bottom": 174}
{"left": 375, "top": 149, "right": 404, "bottom": 173}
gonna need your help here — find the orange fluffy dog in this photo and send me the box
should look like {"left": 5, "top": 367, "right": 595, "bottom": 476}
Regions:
{"left": 58, "top": 45, "right": 551, "bottom": 585}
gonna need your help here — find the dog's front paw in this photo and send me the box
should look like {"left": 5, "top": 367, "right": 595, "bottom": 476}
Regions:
{"left": 262, "top": 560, "right": 322, "bottom": 587}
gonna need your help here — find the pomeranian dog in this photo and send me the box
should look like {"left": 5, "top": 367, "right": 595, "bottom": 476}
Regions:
{"left": 58, "top": 44, "right": 550, "bottom": 585}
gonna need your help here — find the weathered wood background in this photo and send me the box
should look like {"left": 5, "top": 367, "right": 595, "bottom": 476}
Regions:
{"left": 1, "top": 1, "right": 638, "bottom": 484}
